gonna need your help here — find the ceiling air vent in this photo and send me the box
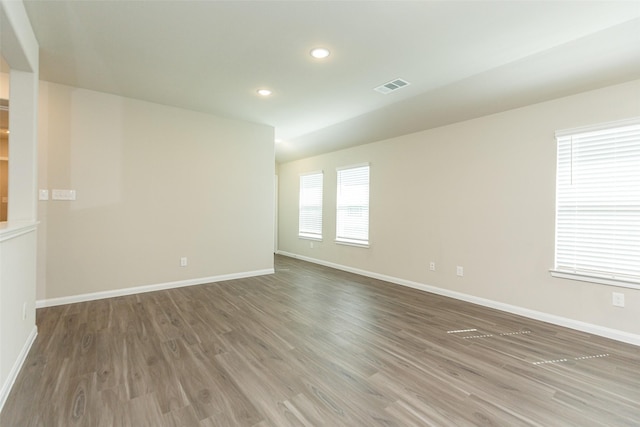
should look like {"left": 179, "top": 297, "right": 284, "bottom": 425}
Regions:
{"left": 374, "top": 78, "right": 411, "bottom": 94}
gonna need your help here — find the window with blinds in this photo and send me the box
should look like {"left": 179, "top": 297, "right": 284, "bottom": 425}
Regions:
{"left": 336, "top": 164, "right": 370, "bottom": 247}
{"left": 552, "top": 118, "right": 640, "bottom": 288}
{"left": 298, "top": 172, "right": 323, "bottom": 240}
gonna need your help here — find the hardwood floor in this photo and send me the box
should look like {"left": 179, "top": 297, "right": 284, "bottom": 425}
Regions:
{"left": 2, "top": 255, "right": 639, "bottom": 426}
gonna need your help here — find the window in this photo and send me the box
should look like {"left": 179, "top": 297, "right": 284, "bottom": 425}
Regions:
{"left": 298, "top": 172, "right": 323, "bottom": 240}
{"left": 552, "top": 118, "right": 640, "bottom": 289}
{"left": 336, "top": 164, "right": 370, "bottom": 247}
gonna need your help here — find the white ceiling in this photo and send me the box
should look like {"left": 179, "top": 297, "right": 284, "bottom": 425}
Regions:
{"left": 21, "top": 0, "right": 640, "bottom": 163}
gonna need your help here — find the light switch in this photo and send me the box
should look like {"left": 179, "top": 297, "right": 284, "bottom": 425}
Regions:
{"left": 52, "top": 189, "right": 76, "bottom": 201}
{"left": 39, "top": 189, "right": 49, "bottom": 200}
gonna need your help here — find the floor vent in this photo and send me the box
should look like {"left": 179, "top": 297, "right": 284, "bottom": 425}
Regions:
{"left": 374, "top": 78, "right": 411, "bottom": 94}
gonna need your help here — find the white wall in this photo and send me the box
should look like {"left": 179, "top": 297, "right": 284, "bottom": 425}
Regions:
{"left": 0, "top": 0, "right": 39, "bottom": 411}
{"left": 278, "top": 79, "right": 640, "bottom": 342}
{"left": 0, "top": 227, "right": 37, "bottom": 402}
{"left": 37, "top": 81, "right": 275, "bottom": 302}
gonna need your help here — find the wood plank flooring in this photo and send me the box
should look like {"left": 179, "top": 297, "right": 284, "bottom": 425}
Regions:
{"left": 2, "top": 255, "right": 639, "bottom": 426}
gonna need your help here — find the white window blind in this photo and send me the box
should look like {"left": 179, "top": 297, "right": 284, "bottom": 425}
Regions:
{"left": 336, "top": 164, "right": 370, "bottom": 246}
{"left": 553, "top": 118, "right": 640, "bottom": 287}
{"left": 299, "top": 172, "right": 323, "bottom": 239}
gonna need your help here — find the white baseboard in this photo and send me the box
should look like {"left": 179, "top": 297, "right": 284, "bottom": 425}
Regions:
{"left": 277, "top": 251, "right": 640, "bottom": 347}
{"left": 36, "top": 268, "right": 274, "bottom": 308}
{"left": 0, "top": 325, "right": 38, "bottom": 413}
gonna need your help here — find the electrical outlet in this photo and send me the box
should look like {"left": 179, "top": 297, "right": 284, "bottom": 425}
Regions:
{"left": 180, "top": 257, "right": 188, "bottom": 267}
{"left": 429, "top": 262, "right": 435, "bottom": 271}
{"left": 456, "top": 266, "right": 464, "bottom": 277}
{"left": 612, "top": 292, "right": 625, "bottom": 308}
{"left": 310, "top": 241, "right": 314, "bottom": 249}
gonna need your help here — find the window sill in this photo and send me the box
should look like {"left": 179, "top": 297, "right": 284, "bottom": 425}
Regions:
{"left": 550, "top": 269, "right": 640, "bottom": 290}
{"left": 335, "top": 238, "right": 369, "bottom": 248}
{"left": 298, "top": 234, "right": 322, "bottom": 242}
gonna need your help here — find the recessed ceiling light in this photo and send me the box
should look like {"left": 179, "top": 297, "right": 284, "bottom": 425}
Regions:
{"left": 310, "top": 47, "right": 330, "bottom": 59}
{"left": 275, "top": 138, "right": 283, "bottom": 144}
{"left": 257, "top": 89, "right": 272, "bottom": 96}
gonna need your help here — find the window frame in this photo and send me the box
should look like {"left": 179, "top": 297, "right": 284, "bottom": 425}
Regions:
{"left": 550, "top": 117, "right": 640, "bottom": 290}
{"left": 335, "top": 163, "right": 370, "bottom": 248}
{"left": 298, "top": 171, "right": 324, "bottom": 241}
